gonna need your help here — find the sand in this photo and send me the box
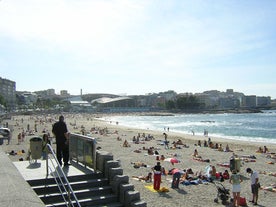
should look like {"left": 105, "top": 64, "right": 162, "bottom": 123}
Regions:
{"left": 1, "top": 113, "right": 276, "bottom": 207}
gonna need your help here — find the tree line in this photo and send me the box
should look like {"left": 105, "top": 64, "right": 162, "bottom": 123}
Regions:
{"left": 166, "top": 95, "right": 202, "bottom": 110}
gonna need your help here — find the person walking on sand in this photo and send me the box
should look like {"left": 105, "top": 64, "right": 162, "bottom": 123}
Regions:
{"left": 230, "top": 170, "right": 243, "bottom": 207}
{"left": 163, "top": 133, "right": 169, "bottom": 149}
{"left": 246, "top": 168, "right": 260, "bottom": 206}
{"left": 17, "top": 132, "right": 22, "bottom": 144}
{"left": 52, "top": 115, "right": 70, "bottom": 167}
{"left": 152, "top": 162, "right": 162, "bottom": 190}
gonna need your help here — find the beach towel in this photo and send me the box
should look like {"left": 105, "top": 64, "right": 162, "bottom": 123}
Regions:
{"left": 144, "top": 185, "right": 169, "bottom": 193}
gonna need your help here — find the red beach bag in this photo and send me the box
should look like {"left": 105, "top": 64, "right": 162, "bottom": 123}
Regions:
{"left": 239, "top": 197, "right": 247, "bottom": 206}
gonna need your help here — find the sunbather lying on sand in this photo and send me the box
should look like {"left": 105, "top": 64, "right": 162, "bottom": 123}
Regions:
{"left": 193, "top": 157, "right": 210, "bottom": 163}
{"left": 259, "top": 171, "right": 276, "bottom": 177}
{"left": 261, "top": 183, "right": 276, "bottom": 192}
{"left": 178, "top": 169, "right": 209, "bottom": 184}
{"left": 131, "top": 162, "right": 148, "bottom": 168}
{"left": 132, "top": 172, "right": 152, "bottom": 182}
{"left": 241, "top": 155, "right": 257, "bottom": 159}
{"left": 240, "top": 157, "right": 256, "bottom": 162}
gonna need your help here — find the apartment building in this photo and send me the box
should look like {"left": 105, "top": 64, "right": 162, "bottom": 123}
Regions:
{"left": 0, "top": 77, "right": 16, "bottom": 111}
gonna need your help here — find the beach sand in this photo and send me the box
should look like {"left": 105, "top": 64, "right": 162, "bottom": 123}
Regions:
{"left": 1, "top": 113, "right": 276, "bottom": 207}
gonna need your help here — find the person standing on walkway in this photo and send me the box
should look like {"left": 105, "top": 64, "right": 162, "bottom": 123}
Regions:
{"left": 152, "top": 162, "right": 162, "bottom": 190}
{"left": 246, "top": 168, "right": 259, "bottom": 206}
{"left": 42, "top": 133, "right": 51, "bottom": 160}
{"left": 52, "top": 115, "right": 70, "bottom": 166}
{"left": 229, "top": 170, "right": 243, "bottom": 207}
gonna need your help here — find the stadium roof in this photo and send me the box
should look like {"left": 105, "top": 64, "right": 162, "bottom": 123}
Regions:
{"left": 70, "top": 100, "right": 91, "bottom": 106}
{"left": 91, "top": 96, "right": 132, "bottom": 104}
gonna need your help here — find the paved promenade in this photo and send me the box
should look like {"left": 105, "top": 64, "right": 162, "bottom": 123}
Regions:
{"left": 13, "top": 159, "right": 91, "bottom": 180}
{"left": 0, "top": 147, "right": 95, "bottom": 207}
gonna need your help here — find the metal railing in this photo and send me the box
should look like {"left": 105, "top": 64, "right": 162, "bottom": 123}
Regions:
{"left": 69, "top": 133, "right": 97, "bottom": 170}
{"left": 46, "top": 144, "right": 81, "bottom": 207}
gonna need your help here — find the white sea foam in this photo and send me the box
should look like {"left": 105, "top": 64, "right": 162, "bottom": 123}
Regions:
{"left": 102, "top": 111, "right": 276, "bottom": 144}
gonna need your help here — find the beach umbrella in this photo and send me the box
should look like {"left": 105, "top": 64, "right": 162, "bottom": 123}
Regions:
{"left": 164, "top": 157, "right": 180, "bottom": 164}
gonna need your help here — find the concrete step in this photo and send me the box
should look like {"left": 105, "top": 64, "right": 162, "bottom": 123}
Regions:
{"left": 91, "top": 202, "right": 124, "bottom": 207}
{"left": 40, "top": 185, "right": 113, "bottom": 204}
{"left": 45, "top": 194, "right": 120, "bottom": 207}
{"left": 28, "top": 173, "right": 123, "bottom": 207}
{"left": 27, "top": 173, "right": 104, "bottom": 187}
{"left": 32, "top": 177, "right": 109, "bottom": 195}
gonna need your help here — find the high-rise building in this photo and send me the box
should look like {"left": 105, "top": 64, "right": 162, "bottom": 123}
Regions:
{"left": 0, "top": 77, "right": 16, "bottom": 111}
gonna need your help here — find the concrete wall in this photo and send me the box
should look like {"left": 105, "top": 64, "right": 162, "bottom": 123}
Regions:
{"left": 0, "top": 148, "right": 45, "bottom": 207}
{"left": 96, "top": 151, "right": 147, "bottom": 207}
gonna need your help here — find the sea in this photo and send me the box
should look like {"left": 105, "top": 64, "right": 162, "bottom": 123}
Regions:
{"left": 103, "top": 110, "right": 276, "bottom": 144}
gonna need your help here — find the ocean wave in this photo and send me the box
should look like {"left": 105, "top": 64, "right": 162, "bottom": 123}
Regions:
{"left": 102, "top": 112, "right": 276, "bottom": 144}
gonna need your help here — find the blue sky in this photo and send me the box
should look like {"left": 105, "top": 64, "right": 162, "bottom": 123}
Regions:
{"left": 1, "top": 0, "right": 276, "bottom": 98}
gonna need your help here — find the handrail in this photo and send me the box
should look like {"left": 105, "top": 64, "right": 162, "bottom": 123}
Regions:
{"left": 46, "top": 144, "right": 81, "bottom": 207}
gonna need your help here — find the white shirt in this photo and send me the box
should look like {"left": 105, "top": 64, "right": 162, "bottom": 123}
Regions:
{"left": 250, "top": 171, "right": 259, "bottom": 185}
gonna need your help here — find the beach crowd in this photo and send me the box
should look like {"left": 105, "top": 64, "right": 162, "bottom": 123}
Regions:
{"left": 1, "top": 113, "right": 276, "bottom": 207}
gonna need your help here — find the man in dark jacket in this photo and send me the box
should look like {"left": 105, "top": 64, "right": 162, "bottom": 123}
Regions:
{"left": 52, "top": 115, "right": 70, "bottom": 166}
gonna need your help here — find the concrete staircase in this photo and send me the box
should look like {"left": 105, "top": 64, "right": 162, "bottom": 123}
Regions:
{"left": 27, "top": 173, "right": 124, "bottom": 207}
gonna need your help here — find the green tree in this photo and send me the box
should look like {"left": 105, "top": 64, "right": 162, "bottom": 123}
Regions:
{"left": 176, "top": 95, "right": 200, "bottom": 109}
{"left": 166, "top": 100, "right": 175, "bottom": 109}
